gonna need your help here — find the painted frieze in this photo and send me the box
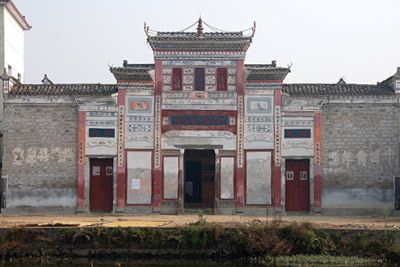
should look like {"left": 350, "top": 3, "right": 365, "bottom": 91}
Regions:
{"left": 125, "top": 95, "right": 154, "bottom": 149}
{"left": 162, "top": 91, "right": 237, "bottom": 110}
{"left": 244, "top": 96, "right": 274, "bottom": 149}
{"left": 85, "top": 111, "right": 118, "bottom": 156}
{"left": 282, "top": 117, "right": 314, "bottom": 157}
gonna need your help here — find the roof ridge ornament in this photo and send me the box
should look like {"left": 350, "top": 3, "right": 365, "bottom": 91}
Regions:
{"left": 197, "top": 17, "right": 204, "bottom": 37}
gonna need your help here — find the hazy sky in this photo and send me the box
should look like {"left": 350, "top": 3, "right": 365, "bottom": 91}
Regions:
{"left": 13, "top": 0, "right": 400, "bottom": 84}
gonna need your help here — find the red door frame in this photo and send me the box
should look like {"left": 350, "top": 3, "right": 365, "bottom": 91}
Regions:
{"left": 285, "top": 159, "right": 310, "bottom": 212}
{"left": 89, "top": 158, "right": 114, "bottom": 212}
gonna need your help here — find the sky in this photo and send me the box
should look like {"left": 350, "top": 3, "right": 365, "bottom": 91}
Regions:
{"left": 13, "top": 0, "right": 400, "bottom": 84}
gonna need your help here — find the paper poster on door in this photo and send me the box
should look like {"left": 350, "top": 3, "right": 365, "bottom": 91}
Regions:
{"left": 131, "top": 178, "right": 140, "bottom": 190}
{"left": 92, "top": 166, "right": 100, "bottom": 176}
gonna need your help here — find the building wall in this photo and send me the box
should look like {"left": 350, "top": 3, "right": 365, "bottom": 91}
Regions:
{"left": 2, "top": 102, "right": 78, "bottom": 213}
{"left": 3, "top": 7, "right": 25, "bottom": 80}
{"left": 322, "top": 103, "right": 399, "bottom": 214}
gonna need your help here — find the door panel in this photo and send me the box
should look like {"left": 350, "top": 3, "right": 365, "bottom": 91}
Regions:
{"left": 90, "top": 159, "right": 113, "bottom": 212}
{"left": 285, "top": 159, "right": 310, "bottom": 212}
{"left": 184, "top": 150, "right": 215, "bottom": 209}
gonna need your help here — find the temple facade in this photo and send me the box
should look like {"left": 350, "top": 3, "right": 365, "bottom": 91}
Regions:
{"left": 2, "top": 19, "right": 400, "bottom": 215}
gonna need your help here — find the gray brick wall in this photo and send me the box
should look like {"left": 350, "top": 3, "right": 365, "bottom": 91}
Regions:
{"left": 322, "top": 103, "right": 399, "bottom": 214}
{"left": 2, "top": 102, "right": 78, "bottom": 213}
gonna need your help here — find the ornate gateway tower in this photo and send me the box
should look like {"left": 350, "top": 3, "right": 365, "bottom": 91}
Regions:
{"left": 104, "top": 18, "right": 290, "bottom": 214}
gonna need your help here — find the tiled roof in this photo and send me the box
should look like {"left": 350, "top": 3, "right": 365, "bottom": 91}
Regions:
{"left": 246, "top": 64, "right": 290, "bottom": 81}
{"left": 147, "top": 32, "right": 252, "bottom": 52}
{"left": 110, "top": 62, "right": 154, "bottom": 82}
{"left": 9, "top": 84, "right": 118, "bottom": 96}
{"left": 282, "top": 83, "right": 394, "bottom": 96}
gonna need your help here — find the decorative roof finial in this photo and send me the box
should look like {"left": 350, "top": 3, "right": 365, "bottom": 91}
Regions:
{"left": 197, "top": 16, "right": 204, "bottom": 37}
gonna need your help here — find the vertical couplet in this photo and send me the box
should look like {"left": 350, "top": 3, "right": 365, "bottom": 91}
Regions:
{"left": 77, "top": 111, "right": 86, "bottom": 211}
{"left": 273, "top": 90, "right": 282, "bottom": 208}
{"left": 153, "top": 60, "right": 163, "bottom": 208}
{"left": 235, "top": 60, "right": 245, "bottom": 208}
{"left": 313, "top": 111, "right": 322, "bottom": 212}
{"left": 116, "top": 89, "right": 126, "bottom": 211}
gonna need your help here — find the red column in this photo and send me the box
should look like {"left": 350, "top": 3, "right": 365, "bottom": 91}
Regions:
{"left": 152, "top": 59, "right": 163, "bottom": 209}
{"left": 235, "top": 60, "right": 245, "bottom": 208}
{"left": 273, "top": 90, "right": 282, "bottom": 208}
{"left": 77, "top": 111, "right": 86, "bottom": 211}
{"left": 116, "top": 88, "right": 127, "bottom": 211}
{"left": 313, "top": 111, "right": 322, "bottom": 212}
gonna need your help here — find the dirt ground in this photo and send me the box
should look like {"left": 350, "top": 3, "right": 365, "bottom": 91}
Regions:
{"left": 0, "top": 214, "right": 400, "bottom": 230}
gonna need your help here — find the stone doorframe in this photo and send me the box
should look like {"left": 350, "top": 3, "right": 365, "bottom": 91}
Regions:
{"left": 280, "top": 157, "right": 316, "bottom": 213}
{"left": 176, "top": 148, "right": 220, "bottom": 214}
{"left": 84, "top": 156, "right": 118, "bottom": 213}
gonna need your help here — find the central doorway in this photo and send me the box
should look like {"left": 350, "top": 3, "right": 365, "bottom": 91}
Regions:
{"left": 90, "top": 158, "right": 113, "bottom": 212}
{"left": 285, "top": 159, "right": 310, "bottom": 212}
{"left": 184, "top": 150, "right": 215, "bottom": 209}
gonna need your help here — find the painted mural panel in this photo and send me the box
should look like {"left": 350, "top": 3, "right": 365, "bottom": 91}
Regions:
{"left": 162, "top": 91, "right": 237, "bottom": 111}
{"left": 220, "top": 157, "right": 234, "bottom": 199}
{"left": 244, "top": 96, "right": 274, "bottom": 149}
{"left": 162, "top": 130, "right": 236, "bottom": 150}
{"left": 86, "top": 111, "right": 118, "bottom": 156}
{"left": 125, "top": 96, "right": 154, "bottom": 149}
{"left": 246, "top": 151, "right": 272, "bottom": 205}
{"left": 163, "top": 156, "right": 179, "bottom": 199}
{"left": 282, "top": 117, "right": 314, "bottom": 157}
{"left": 127, "top": 151, "right": 152, "bottom": 204}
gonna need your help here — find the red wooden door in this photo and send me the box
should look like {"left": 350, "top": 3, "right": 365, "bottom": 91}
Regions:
{"left": 90, "top": 158, "right": 113, "bottom": 212}
{"left": 285, "top": 159, "right": 310, "bottom": 212}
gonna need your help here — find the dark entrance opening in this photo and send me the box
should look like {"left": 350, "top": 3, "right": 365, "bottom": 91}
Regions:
{"left": 285, "top": 159, "right": 310, "bottom": 212}
{"left": 90, "top": 158, "right": 113, "bottom": 212}
{"left": 184, "top": 150, "right": 215, "bottom": 209}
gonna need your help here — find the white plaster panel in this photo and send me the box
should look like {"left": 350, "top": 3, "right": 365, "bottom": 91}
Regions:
{"left": 163, "top": 156, "right": 179, "bottom": 199}
{"left": 163, "top": 75, "right": 171, "bottom": 84}
{"left": 246, "top": 151, "right": 272, "bottom": 205}
{"left": 184, "top": 68, "right": 193, "bottom": 74}
{"left": 228, "top": 68, "right": 236, "bottom": 75}
{"left": 125, "top": 96, "right": 154, "bottom": 149}
{"left": 162, "top": 131, "right": 236, "bottom": 150}
{"left": 206, "top": 68, "right": 216, "bottom": 74}
{"left": 220, "top": 157, "right": 234, "bottom": 199}
{"left": 163, "top": 68, "right": 172, "bottom": 74}
{"left": 244, "top": 95, "right": 274, "bottom": 149}
{"left": 228, "top": 76, "right": 236, "bottom": 85}
{"left": 183, "top": 75, "right": 193, "bottom": 84}
{"left": 183, "top": 85, "right": 193, "bottom": 91}
{"left": 281, "top": 118, "right": 314, "bottom": 157}
{"left": 206, "top": 75, "right": 216, "bottom": 84}
{"left": 206, "top": 85, "right": 216, "bottom": 91}
{"left": 283, "top": 98, "right": 325, "bottom": 111}
{"left": 127, "top": 151, "right": 152, "bottom": 204}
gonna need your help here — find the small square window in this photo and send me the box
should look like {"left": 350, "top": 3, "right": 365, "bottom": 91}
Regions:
{"left": 300, "top": 171, "right": 308, "bottom": 180}
{"left": 395, "top": 80, "right": 400, "bottom": 89}
{"left": 105, "top": 166, "right": 113, "bottom": 176}
{"left": 195, "top": 68, "right": 205, "bottom": 91}
{"left": 286, "top": 171, "right": 294, "bottom": 180}
{"left": 172, "top": 68, "right": 182, "bottom": 91}
{"left": 217, "top": 68, "right": 227, "bottom": 91}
